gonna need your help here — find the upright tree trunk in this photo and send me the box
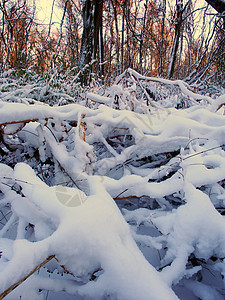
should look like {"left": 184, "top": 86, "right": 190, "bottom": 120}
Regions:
{"left": 121, "top": 0, "right": 125, "bottom": 73}
{"left": 139, "top": 0, "right": 148, "bottom": 74}
{"left": 204, "top": 0, "right": 225, "bottom": 13}
{"left": 78, "top": 0, "right": 94, "bottom": 85}
{"left": 112, "top": 0, "right": 120, "bottom": 75}
{"left": 167, "top": 0, "right": 183, "bottom": 79}
{"left": 205, "top": 0, "right": 225, "bottom": 84}
{"left": 78, "top": 0, "right": 103, "bottom": 85}
{"left": 93, "top": 0, "right": 104, "bottom": 81}
{"left": 99, "top": 14, "right": 104, "bottom": 83}
{"left": 177, "top": 26, "right": 183, "bottom": 78}
{"left": 126, "top": 0, "right": 132, "bottom": 69}
{"left": 159, "top": 0, "right": 166, "bottom": 76}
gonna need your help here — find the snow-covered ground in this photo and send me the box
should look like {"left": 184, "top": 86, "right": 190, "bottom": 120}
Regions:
{"left": 0, "top": 69, "right": 225, "bottom": 299}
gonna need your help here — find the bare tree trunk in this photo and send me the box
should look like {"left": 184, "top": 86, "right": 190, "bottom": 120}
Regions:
{"left": 99, "top": 8, "right": 104, "bottom": 83}
{"left": 109, "top": 2, "right": 114, "bottom": 74}
{"left": 159, "top": 0, "right": 166, "bottom": 76}
{"left": 50, "top": 0, "right": 68, "bottom": 68}
{"left": 112, "top": 0, "right": 120, "bottom": 75}
{"left": 126, "top": 0, "right": 132, "bottom": 69}
{"left": 78, "top": 0, "right": 104, "bottom": 85}
{"left": 177, "top": 25, "right": 183, "bottom": 78}
{"left": 78, "top": 0, "right": 93, "bottom": 84}
{"left": 204, "top": 0, "right": 225, "bottom": 13}
{"left": 167, "top": 0, "right": 183, "bottom": 79}
{"left": 138, "top": 0, "right": 148, "bottom": 74}
{"left": 93, "top": 0, "right": 104, "bottom": 81}
{"left": 121, "top": 0, "right": 125, "bottom": 73}
{"left": 47, "top": 0, "right": 55, "bottom": 38}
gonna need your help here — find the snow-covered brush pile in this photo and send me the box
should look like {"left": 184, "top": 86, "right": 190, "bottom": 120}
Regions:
{"left": 0, "top": 69, "right": 87, "bottom": 106}
{"left": 112, "top": 69, "right": 219, "bottom": 110}
{"left": 0, "top": 69, "right": 225, "bottom": 299}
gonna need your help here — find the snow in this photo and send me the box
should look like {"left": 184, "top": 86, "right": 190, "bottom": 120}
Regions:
{"left": 86, "top": 92, "right": 111, "bottom": 104}
{"left": 126, "top": 68, "right": 213, "bottom": 105}
{"left": 0, "top": 68, "right": 225, "bottom": 299}
{"left": 0, "top": 164, "right": 178, "bottom": 299}
{"left": 153, "top": 183, "right": 225, "bottom": 284}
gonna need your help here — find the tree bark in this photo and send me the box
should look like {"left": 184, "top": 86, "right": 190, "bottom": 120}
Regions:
{"left": 121, "top": 0, "right": 125, "bottom": 73}
{"left": 78, "top": 0, "right": 93, "bottom": 85}
{"left": 139, "top": 0, "right": 148, "bottom": 74}
{"left": 78, "top": 0, "right": 103, "bottom": 85}
{"left": 167, "top": 0, "right": 184, "bottom": 79}
{"left": 112, "top": 0, "right": 120, "bottom": 75}
{"left": 204, "top": 0, "right": 225, "bottom": 13}
{"left": 159, "top": 0, "right": 166, "bottom": 76}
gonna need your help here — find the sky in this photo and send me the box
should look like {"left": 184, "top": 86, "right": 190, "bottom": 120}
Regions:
{"left": 35, "top": 0, "right": 210, "bottom": 23}
{"left": 36, "top": 0, "right": 63, "bottom": 26}
{"left": 35, "top": 0, "right": 214, "bottom": 33}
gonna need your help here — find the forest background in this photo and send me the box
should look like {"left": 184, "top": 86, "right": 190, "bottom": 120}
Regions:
{"left": 0, "top": 0, "right": 224, "bottom": 88}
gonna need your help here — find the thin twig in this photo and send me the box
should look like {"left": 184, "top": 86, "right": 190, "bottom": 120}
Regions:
{"left": 183, "top": 145, "right": 224, "bottom": 161}
{"left": 184, "top": 137, "right": 209, "bottom": 150}
{"left": 114, "top": 189, "right": 129, "bottom": 199}
{"left": 0, "top": 255, "right": 55, "bottom": 300}
{"left": 45, "top": 125, "right": 58, "bottom": 143}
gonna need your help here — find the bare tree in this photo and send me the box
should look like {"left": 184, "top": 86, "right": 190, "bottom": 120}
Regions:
{"left": 167, "top": 0, "right": 184, "bottom": 79}
{"left": 78, "top": 0, "right": 104, "bottom": 85}
{"left": 0, "top": 0, "right": 35, "bottom": 70}
{"left": 159, "top": 0, "right": 166, "bottom": 76}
